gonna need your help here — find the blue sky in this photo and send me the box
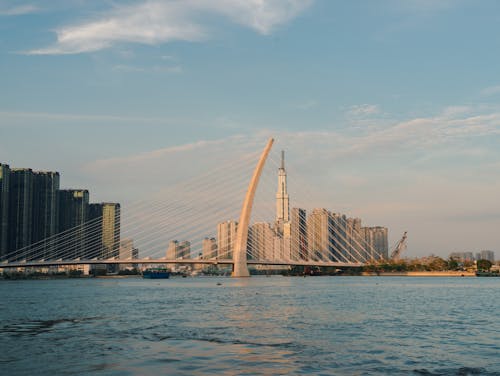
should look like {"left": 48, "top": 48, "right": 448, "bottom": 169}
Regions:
{"left": 2, "top": 0, "right": 500, "bottom": 257}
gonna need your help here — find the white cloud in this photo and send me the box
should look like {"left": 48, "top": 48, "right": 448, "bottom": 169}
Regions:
{"left": 0, "top": 4, "right": 38, "bottom": 16}
{"left": 26, "top": 0, "right": 313, "bottom": 55}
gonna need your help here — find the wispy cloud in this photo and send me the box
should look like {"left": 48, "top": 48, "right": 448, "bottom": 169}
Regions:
{"left": 0, "top": 4, "right": 38, "bottom": 16}
{"left": 81, "top": 103, "right": 500, "bottom": 181}
{"left": 26, "top": 0, "right": 313, "bottom": 55}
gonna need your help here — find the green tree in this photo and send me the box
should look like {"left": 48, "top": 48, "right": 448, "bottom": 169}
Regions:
{"left": 477, "top": 259, "right": 492, "bottom": 271}
{"left": 447, "top": 258, "right": 459, "bottom": 270}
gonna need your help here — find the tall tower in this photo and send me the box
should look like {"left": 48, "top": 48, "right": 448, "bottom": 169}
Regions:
{"left": 275, "top": 150, "right": 290, "bottom": 232}
{"left": 0, "top": 163, "right": 10, "bottom": 259}
{"left": 8, "top": 168, "right": 34, "bottom": 256}
{"left": 32, "top": 171, "right": 60, "bottom": 259}
{"left": 57, "top": 189, "right": 89, "bottom": 259}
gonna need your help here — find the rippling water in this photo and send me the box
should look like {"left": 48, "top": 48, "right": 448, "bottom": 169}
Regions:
{"left": 1, "top": 276, "right": 499, "bottom": 375}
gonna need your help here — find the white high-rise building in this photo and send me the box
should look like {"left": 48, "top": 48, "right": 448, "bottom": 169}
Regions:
{"left": 275, "top": 150, "right": 290, "bottom": 234}
{"left": 202, "top": 237, "right": 217, "bottom": 259}
{"left": 217, "top": 220, "right": 238, "bottom": 259}
{"left": 166, "top": 240, "right": 178, "bottom": 259}
{"left": 248, "top": 222, "right": 275, "bottom": 260}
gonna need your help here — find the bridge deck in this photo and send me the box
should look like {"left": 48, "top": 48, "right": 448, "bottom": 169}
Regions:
{"left": 0, "top": 258, "right": 363, "bottom": 269}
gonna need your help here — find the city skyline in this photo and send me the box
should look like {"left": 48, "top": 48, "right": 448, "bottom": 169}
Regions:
{"left": 2, "top": 1, "right": 500, "bottom": 256}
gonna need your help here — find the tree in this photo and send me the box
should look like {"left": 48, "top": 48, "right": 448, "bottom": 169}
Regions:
{"left": 447, "top": 258, "right": 459, "bottom": 270}
{"left": 477, "top": 259, "right": 492, "bottom": 271}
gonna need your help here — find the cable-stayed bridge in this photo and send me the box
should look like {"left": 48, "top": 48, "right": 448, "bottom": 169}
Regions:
{"left": 1, "top": 138, "right": 384, "bottom": 276}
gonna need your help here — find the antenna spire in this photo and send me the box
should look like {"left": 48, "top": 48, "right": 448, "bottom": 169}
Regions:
{"left": 281, "top": 150, "right": 285, "bottom": 169}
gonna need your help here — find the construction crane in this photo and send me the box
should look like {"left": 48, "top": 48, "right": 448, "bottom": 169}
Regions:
{"left": 390, "top": 232, "right": 408, "bottom": 261}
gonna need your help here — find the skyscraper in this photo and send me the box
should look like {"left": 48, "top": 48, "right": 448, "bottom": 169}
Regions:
{"left": 478, "top": 250, "right": 495, "bottom": 262}
{"left": 102, "top": 203, "right": 120, "bottom": 259}
{"left": 371, "top": 227, "right": 388, "bottom": 260}
{"left": 360, "top": 226, "right": 388, "bottom": 261}
{"left": 275, "top": 150, "right": 290, "bottom": 234}
{"left": 166, "top": 240, "right": 179, "bottom": 259}
{"left": 248, "top": 222, "right": 275, "bottom": 260}
{"left": 58, "top": 189, "right": 89, "bottom": 259}
{"left": 87, "top": 202, "right": 120, "bottom": 259}
{"left": 217, "top": 220, "right": 238, "bottom": 259}
{"left": 202, "top": 237, "right": 217, "bottom": 259}
{"left": 32, "top": 171, "right": 60, "bottom": 259}
{"left": 307, "top": 208, "right": 334, "bottom": 261}
{"left": 8, "top": 168, "right": 34, "bottom": 257}
{"left": 0, "top": 163, "right": 9, "bottom": 259}
{"left": 345, "top": 217, "right": 363, "bottom": 262}
{"left": 290, "top": 207, "right": 307, "bottom": 260}
{"left": 330, "top": 212, "right": 348, "bottom": 262}
{"left": 178, "top": 240, "right": 191, "bottom": 259}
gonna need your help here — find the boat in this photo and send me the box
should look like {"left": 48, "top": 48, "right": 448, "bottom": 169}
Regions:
{"left": 142, "top": 268, "right": 170, "bottom": 279}
{"left": 475, "top": 271, "right": 500, "bottom": 277}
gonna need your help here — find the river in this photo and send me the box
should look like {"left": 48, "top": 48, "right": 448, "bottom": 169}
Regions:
{"left": 1, "top": 276, "right": 499, "bottom": 375}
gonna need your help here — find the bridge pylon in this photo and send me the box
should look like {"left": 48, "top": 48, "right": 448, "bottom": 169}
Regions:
{"left": 232, "top": 138, "right": 274, "bottom": 277}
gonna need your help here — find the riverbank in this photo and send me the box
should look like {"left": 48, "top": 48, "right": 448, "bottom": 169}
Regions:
{"left": 362, "top": 271, "right": 476, "bottom": 277}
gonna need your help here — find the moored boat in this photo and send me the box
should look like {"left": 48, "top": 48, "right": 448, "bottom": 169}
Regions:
{"left": 476, "top": 271, "right": 500, "bottom": 277}
{"left": 142, "top": 268, "right": 170, "bottom": 279}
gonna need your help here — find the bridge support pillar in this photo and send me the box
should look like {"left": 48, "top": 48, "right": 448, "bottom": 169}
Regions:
{"left": 232, "top": 138, "right": 274, "bottom": 277}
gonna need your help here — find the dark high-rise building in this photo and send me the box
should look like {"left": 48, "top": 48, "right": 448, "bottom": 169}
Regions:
{"left": 331, "top": 213, "right": 349, "bottom": 262}
{"left": 32, "top": 171, "right": 60, "bottom": 259}
{"left": 290, "top": 208, "right": 307, "bottom": 260}
{"left": 8, "top": 169, "right": 34, "bottom": 257}
{"left": 0, "top": 163, "right": 10, "bottom": 259}
{"left": 87, "top": 202, "right": 120, "bottom": 259}
{"left": 58, "top": 189, "right": 89, "bottom": 259}
{"left": 87, "top": 203, "right": 104, "bottom": 259}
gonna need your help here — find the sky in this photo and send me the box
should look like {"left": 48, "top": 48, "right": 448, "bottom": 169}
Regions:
{"left": 2, "top": 0, "right": 500, "bottom": 258}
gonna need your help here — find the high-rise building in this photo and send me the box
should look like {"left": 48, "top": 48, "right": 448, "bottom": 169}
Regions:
{"left": 202, "top": 237, "right": 217, "bottom": 259}
{"left": 248, "top": 222, "right": 275, "bottom": 260}
{"left": 58, "top": 189, "right": 89, "bottom": 259}
{"left": 119, "top": 238, "right": 139, "bottom": 270}
{"left": 290, "top": 207, "right": 307, "bottom": 260}
{"left": 371, "top": 227, "right": 388, "bottom": 260}
{"left": 307, "top": 208, "right": 334, "bottom": 261}
{"left": 450, "top": 251, "right": 475, "bottom": 263}
{"left": 87, "top": 202, "right": 120, "bottom": 259}
{"left": 217, "top": 220, "right": 238, "bottom": 259}
{"left": 275, "top": 151, "right": 290, "bottom": 234}
{"left": 8, "top": 168, "right": 34, "bottom": 257}
{"left": 88, "top": 203, "right": 104, "bottom": 258}
{"left": 166, "top": 240, "right": 179, "bottom": 259}
{"left": 102, "top": 203, "right": 120, "bottom": 259}
{"left": 330, "top": 213, "right": 349, "bottom": 262}
{"left": 119, "top": 238, "right": 138, "bottom": 259}
{"left": 360, "top": 226, "right": 388, "bottom": 261}
{"left": 0, "top": 163, "right": 9, "bottom": 259}
{"left": 477, "top": 250, "right": 495, "bottom": 262}
{"left": 346, "top": 217, "right": 364, "bottom": 262}
{"left": 32, "top": 171, "right": 60, "bottom": 259}
{"left": 178, "top": 240, "right": 191, "bottom": 259}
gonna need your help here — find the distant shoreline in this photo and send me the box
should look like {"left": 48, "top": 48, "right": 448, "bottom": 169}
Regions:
{"left": 362, "top": 271, "right": 476, "bottom": 277}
